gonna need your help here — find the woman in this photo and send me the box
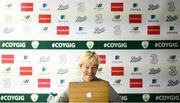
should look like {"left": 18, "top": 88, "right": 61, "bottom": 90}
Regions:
{"left": 55, "top": 51, "right": 122, "bottom": 102}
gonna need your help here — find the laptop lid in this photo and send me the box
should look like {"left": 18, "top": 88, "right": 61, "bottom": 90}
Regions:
{"left": 69, "top": 81, "right": 109, "bottom": 102}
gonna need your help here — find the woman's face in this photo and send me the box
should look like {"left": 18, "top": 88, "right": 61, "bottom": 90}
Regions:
{"left": 80, "top": 64, "right": 98, "bottom": 82}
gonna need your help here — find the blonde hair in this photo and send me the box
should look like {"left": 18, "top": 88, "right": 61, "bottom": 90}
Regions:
{"left": 79, "top": 51, "right": 100, "bottom": 67}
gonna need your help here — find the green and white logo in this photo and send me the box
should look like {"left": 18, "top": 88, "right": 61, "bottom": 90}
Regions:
{"left": 86, "top": 41, "right": 94, "bottom": 49}
{"left": 142, "top": 94, "right": 150, "bottom": 102}
{"left": 31, "top": 94, "right": 39, "bottom": 102}
{"left": 31, "top": 41, "right": 39, "bottom": 49}
{"left": 141, "top": 41, "right": 149, "bottom": 49}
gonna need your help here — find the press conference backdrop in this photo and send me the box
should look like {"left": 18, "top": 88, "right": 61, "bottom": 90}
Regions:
{"left": 0, "top": 0, "right": 180, "bottom": 102}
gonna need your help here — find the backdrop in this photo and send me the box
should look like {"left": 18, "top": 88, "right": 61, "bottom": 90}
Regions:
{"left": 0, "top": 0, "right": 180, "bottom": 102}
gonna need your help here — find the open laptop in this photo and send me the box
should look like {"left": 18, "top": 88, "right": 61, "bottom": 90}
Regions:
{"left": 69, "top": 81, "right": 109, "bottom": 102}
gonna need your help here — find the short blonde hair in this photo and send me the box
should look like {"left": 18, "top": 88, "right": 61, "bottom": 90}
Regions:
{"left": 79, "top": 51, "right": 100, "bottom": 67}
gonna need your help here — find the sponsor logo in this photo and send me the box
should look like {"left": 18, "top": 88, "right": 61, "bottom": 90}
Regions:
{"left": 57, "top": 68, "right": 68, "bottom": 75}
{"left": 150, "top": 54, "right": 158, "bottom": 64}
{"left": 22, "top": 14, "right": 32, "bottom": 21}
{"left": 75, "top": 16, "right": 87, "bottom": 22}
{"left": 4, "top": 2, "right": 13, "bottom": 9}
{"left": 39, "top": 56, "right": 50, "bottom": 63}
{"left": 149, "top": 79, "right": 160, "bottom": 87}
{"left": 40, "top": 67, "right": 49, "bottom": 75}
{"left": 58, "top": 4, "right": 69, "bottom": 10}
{"left": 130, "top": 78, "right": 143, "bottom": 88}
{"left": 166, "top": 15, "right": 178, "bottom": 22}
{"left": 167, "top": 55, "right": 177, "bottom": 63}
{"left": 112, "top": 15, "right": 121, "bottom": 22}
{"left": 20, "top": 79, "right": 31, "bottom": 86}
{"left": 130, "top": 56, "right": 142, "bottom": 63}
{"left": 147, "top": 25, "right": 160, "bottom": 35}
{"left": 58, "top": 15, "right": 68, "bottom": 23}
{"left": 40, "top": 3, "right": 50, "bottom": 11}
{"left": 167, "top": 26, "right": 178, "bottom": 34}
{"left": 21, "top": 3, "right": 33, "bottom": 12}
{"left": 169, "top": 66, "right": 177, "bottom": 76}
{"left": 3, "top": 78, "right": 12, "bottom": 88}
{"left": 142, "top": 94, "right": 150, "bottom": 102}
{"left": 20, "top": 66, "right": 32, "bottom": 76}
{"left": 21, "top": 55, "right": 31, "bottom": 63}
{"left": 3, "top": 27, "right": 14, "bottom": 34}
{"left": 97, "top": 67, "right": 104, "bottom": 75}
{"left": 129, "top": 14, "right": 142, "bottom": 23}
{"left": 131, "top": 67, "right": 142, "bottom": 75}
{"left": 111, "top": 66, "right": 124, "bottom": 76}
{"left": 167, "top": 80, "right": 179, "bottom": 87}
{"left": 77, "top": 2, "right": 85, "bottom": 12}
{"left": 148, "top": 4, "right": 159, "bottom": 10}
{"left": 112, "top": 55, "right": 123, "bottom": 63}
{"left": 149, "top": 68, "right": 161, "bottom": 74}
{"left": 2, "top": 67, "right": 12, "bottom": 74}
{"left": 41, "top": 26, "right": 49, "bottom": 33}
{"left": 94, "top": 27, "right": 105, "bottom": 34}
{"left": 167, "top": 1, "right": 175, "bottom": 12}
{"left": 76, "top": 26, "right": 87, "bottom": 34}
{"left": 130, "top": 26, "right": 140, "bottom": 34}
{"left": 38, "top": 79, "right": 50, "bottom": 88}
{"left": 1, "top": 54, "right": 14, "bottom": 64}
{"left": 148, "top": 14, "right": 159, "bottom": 22}
{"left": 39, "top": 14, "right": 51, "bottom": 23}
{"left": 94, "top": 3, "right": 104, "bottom": 10}
{"left": 111, "top": 2, "right": 123, "bottom": 12}
{"left": 113, "top": 25, "right": 121, "bottom": 36}
{"left": 95, "top": 14, "right": 103, "bottom": 24}
{"left": 31, "top": 94, "right": 39, "bottom": 102}
{"left": 112, "top": 79, "right": 122, "bottom": 87}
{"left": 58, "top": 79, "right": 65, "bottom": 86}
{"left": 130, "top": 3, "right": 141, "bottom": 11}
{"left": 57, "top": 26, "right": 69, "bottom": 35}
{"left": 98, "top": 55, "right": 106, "bottom": 64}
{"left": 0, "top": 95, "right": 25, "bottom": 101}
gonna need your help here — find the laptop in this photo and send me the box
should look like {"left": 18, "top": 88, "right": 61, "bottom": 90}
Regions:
{"left": 69, "top": 81, "right": 109, "bottom": 102}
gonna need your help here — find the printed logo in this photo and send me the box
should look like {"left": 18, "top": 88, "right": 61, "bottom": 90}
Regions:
{"left": 4, "top": 2, "right": 13, "bottom": 9}
{"left": 40, "top": 3, "right": 50, "bottom": 11}
{"left": 20, "top": 66, "right": 32, "bottom": 76}
{"left": 167, "top": 26, "right": 178, "bottom": 34}
{"left": 112, "top": 79, "right": 122, "bottom": 87}
{"left": 94, "top": 3, "right": 104, "bottom": 10}
{"left": 130, "top": 56, "right": 142, "bottom": 63}
{"left": 142, "top": 94, "right": 150, "bottom": 102}
{"left": 94, "top": 27, "right": 105, "bottom": 34}
{"left": 130, "top": 3, "right": 141, "bottom": 11}
{"left": 21, "top": 3, "right": 33, "bottom": 12}
{"left": 41, "top": 26, "right": 49, "bottom": 33}
{"left": 130, "top": 78, "right": 143, "bottom": 88}
{"left": 22, "top": 55, "right": 31, "bottom": 63}
{"left": 31, "top": 94, "right": 39, "bottom": 102}
{"left": 38, "top": 79, "right": 50, "bottom": 88}
{"left": 2, "top": 67, "right": 12, "bottom": 74}
{"left": 112, "top": 15, "right": 121, "bottom": 22}
{"left": 98, "top": 55, "right": 106, "bottom": 64}
{"left": 112, "top": 55, "right": 123, "bottom": 63}
{"left": 169, "top": 66, "right": 177, "bottom": 76}
{"left": 148, "top": 4, "right": 159, "bottom": 10}
{"left": 131, "top": 67, "right": 142, "bottom": 75}
{"left": 22, "top": 14, "right": 32, "bottom": 21}
{"left": 147, "top": 25, "right": 160, "bottom": 35}
{"left": 39, "top": 56, "right": 50, "bottom": 63}
{"left": 167, "top": 55, "right": 177, "bottom": 63}
{"left": 113, "top": 25, "right": 121, "bottom": 36}
{"left": 149, "top": 68, "right": 161, "bottom": 74}
{"left": 58, "top": 4, "right": 69, "bottom": 10}
{"left": 130, "top": 26, "right": 140, "bottom": 33}
{"left": 1, "top": 54, "right": 14, "bottom": 64}
{"left": 77, "top": 2, "right": 85, "bottom": 12}
{"left": 129, "top": 14, "right": 142, "bottom": 23}
{"left": 141, "top": 41, "right": 149, "bottom": 49}
{"left": 20, "top": 79, "right": 31, "bottom": 86}
{"left": 39, "top": 14, "right": 51, "bottom": 23}
{"left": 167, "top": 1, "right": 175, "bottom": 12}
{"left": 111, "top": 66, "right": 124, "bottom": 76}
{"left": 149, "top": 79, "right": 160, "bottom": 87}
{"left": 95, "top": 14, "right": 103, "bottom": 24}
{"left": 86, "top": 41, "right": 94, "bottom": 49}
{"left": 3, "top": 27, "right": 14, "bottom": 34}
{"left": 57, "top": 26, "right": 69, "bottom": 35}
{"left": 111, "top": 2, "right": 123, "bottom": 12}
{"left": 31, "top": 40, "right": 39, "bottom": 49}
{"left": 3, "top": 78, "right": 12, "bottom": 88}
{"left": 150, "top": 54, "right": 158, "bottom": 64}
{"left": 75, "top": 16, "right": 87, "bottom": 22}
{"left": 166, "top": 15, "right": 178, "bottom": 22}
{"left": 40, "top": 67, "right": 49, "bottom": 75}
{"left": 148, "top": 14, "right": 159, "bottom": 22}
{"left": 167, "top": 80, "right": 179, "bottom": 87}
